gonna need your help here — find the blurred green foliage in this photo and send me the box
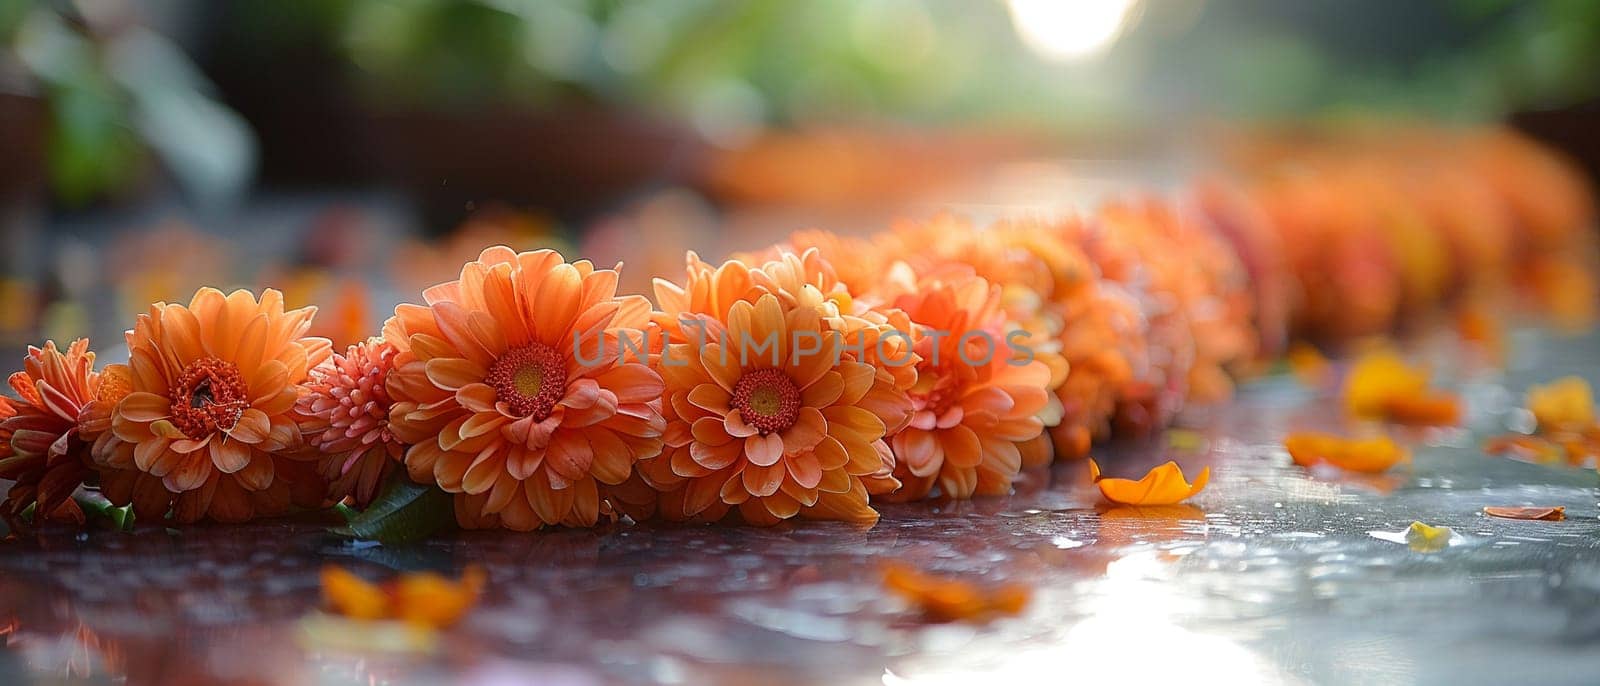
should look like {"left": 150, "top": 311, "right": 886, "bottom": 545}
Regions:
{"left": 7, "top": 0, "right": 1600, "bottom": 203}
{"left": 280, "top": 0, "right": 1600, "bottom": 128}
{"left": 2, "top": 1, "right": 249, "bottom": 206}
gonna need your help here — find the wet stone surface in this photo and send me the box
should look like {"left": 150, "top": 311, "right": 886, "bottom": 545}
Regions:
{"left": 2, "top": 330, "right": 1599, "bottom": 685}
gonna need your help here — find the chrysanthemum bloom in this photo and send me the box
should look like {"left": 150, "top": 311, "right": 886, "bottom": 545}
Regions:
{"left": 1344, "top": 169, "right": 1454, "bottom": 318}
{"left": 751, "top": 229, "right": 887, "bottom": 297}
{"left": 874, "top": 263, "right": 1052, "bottom": 501}
{"left": 296, "top": 337, "right": 405, "bottom": 508}
{"left": 88, "top": 288, "right": 332, "bottom": 523}
{"left": 886, "top": 216, "right": 1077, "bottom": 382}
{"left": 0, "top": 340, "right": 101, "bottom": 523}
{"left": 888, "top": 215, "right": 1119, "bottom": 467}
{"left": 384, "top": 246, "right": 665, "bottom": 530}
{"left": 646, "top": 249, "right": 916, "bottom": 510}
{"left": 641, "top": 291, "right": 898, "bottom": 525}
{"left": 1250, "top": 168, "right": 1402, "bottom": 340}
{"left": 745, "top": 248, "right": 919, "bottom": 416}
{"left": 730, "top": 245, "right": 920, "bottom": 399}
{"left": 881, "top": 215, "right": 1171, "bottom": 466}
{"left": 1049, "top": 281, "right": 1145, "bottom": 459}
{"left": 1094, "top": 198, "right": 1253, "bottom": 407}
{"left": 1191, "top": 177, "right": 1293, "bottom": 360}
{"left": 636, "top": 247, "right": 915, "bottom": 524}
{"left": 0, "top": 398, "right": 24, "bottom": 522}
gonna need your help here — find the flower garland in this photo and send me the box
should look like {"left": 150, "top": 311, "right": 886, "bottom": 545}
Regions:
{"left": 1, "top": 126, "right": 1595, "bottom": 532}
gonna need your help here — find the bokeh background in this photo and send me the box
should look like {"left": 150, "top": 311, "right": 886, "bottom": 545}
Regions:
{"left": 2, "top": 0, "right": 1598, "bottom": 363}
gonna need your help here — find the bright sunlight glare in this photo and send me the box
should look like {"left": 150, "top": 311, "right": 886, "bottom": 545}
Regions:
{"left": 1006, "top": 0, "right": 1140, "bottom": 62}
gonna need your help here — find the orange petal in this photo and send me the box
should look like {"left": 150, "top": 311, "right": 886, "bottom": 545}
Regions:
{"left": 228, "top": 408, "right": 272, "bottom": 444}
{"left": 785, "top": 450, "right": 823, "bottom": 489}
{"left": 211, "top": 437, "right": 251, "bottom": 473}
{"left": 425, "top": 358, "right": 486, "bottom": 392}
{"left": 801, "top": 371, "right": 844, "bottom": 408}
{"left": 1284, "top": 431, "right": 1408, "bottom": 473}
{"left": 780, "top": 406, "right": 827, "bottom": 454}
{"left": 745, "top": 432, "right": 783, "bottom": 467}
{"left": 392, "top": 566, "right": 485, "bottom": 628}
{"left": 691, "top": 416, "right": 736, "bottom": 447}
{"left": 164, "top": 451, "right": 213, "bottom": 492}
{"left": 725, "top": 411, "right": 760, "bottom": 438}
{"left": 700, "top": 344, "right": 742, "bottom": 391}
{"left": 1088, "top": 458, "right": 1208, "bottom": 506}
{"left": 118, "top": 392, "right": 172, "bottom": 422}
{"left": 881, "top": 563, "right": 1029, "bottom": 623}
{"left": 1483, "top": 506, "right": 1565, "bottom": 521}
{"left": 742, "top": 462, "right": 785, "bottom": 497}
{"left": 687, "top": 383, "right": 732, "bottom": 414}
{"left": 322, "top": 566, "right": 389, "bottom": 620}
{"left": 1382, "top": 392, "right": 1462, "bottom": 426}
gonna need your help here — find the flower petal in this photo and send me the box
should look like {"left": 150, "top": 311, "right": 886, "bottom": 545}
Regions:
{"left": 211, "top": 437, "right": 251, "bottom": 474}
{"left": 785, "top": 450, "right": 822, "bottom": 489}
{"left": 745, "top": 432, "right": 783, "bottom": 467}
{"left": 741, "top": 463, "right": 785, "bottom": 497}
{"left": 228, "top": 408, "right": 272, "bottom": 444}
{"left": 425, "top": 358, "right": 486, "bottom": 392}
{"left": 118, "top": 392, "right": 172, "bottom": 422}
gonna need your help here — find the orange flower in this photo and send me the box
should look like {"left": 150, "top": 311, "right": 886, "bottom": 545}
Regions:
{"left": 881, "top": 563, "right": 1029, "bottom": 622}
{"left": 1526, "top": 376, "right": 1595, "bottom": 433}
{"left": 1049, "top": 282, "right": 1143, "bottom": 460}
{"left": 88, "top": 288, "right": 332, "bottom": 523}
{"left": 1341, "top": 350, "right": 1461, "bottom": 425}
{"left": 1483, "top": 506, "right": 1565, "bottom": 521}
{"left": 634, "top": 250, "right": 915, "bottom": 524}
{"left": 296, "top": 338, "right": 406, "bottom": 507}
{"left": 875, "top": 264, "right": 1052, "bottom": 501}
{"left": 748, "top": 229, "right": 887, "bottom": 298}
{"left": 641, "top": 287, "right": 904, "bottom": 525}
{"left": 1190, "top": 177, "right": 1294, "bottom": 359}
{"left": 0, "top": 398, "right": 18, "bottom": 522}
{"left": 322, "top": 565, "right": 485, "bottom": 628}
{"left": 883, "top": 215, "right": 1106, "bottom": 466}
{"left": 384, "top": 247, "right": 665, "bottom": 530}
{"left": 1344, "top": 351, "right": 1429, "bottom": 412}
{"left": 748, "top": 248, "right": 919, "bottom": 394}
{"left": 1283, "top": 431, "right": 1408, "bottom": 473}
{"left": 1087, "top": 459, "right": 1209, "bottom": 506}
{"left": 0, "top": 340, "right": 100, "bottom": 524}
{"left": 1094, "top": 198, "right": 1256, "bottom": 404}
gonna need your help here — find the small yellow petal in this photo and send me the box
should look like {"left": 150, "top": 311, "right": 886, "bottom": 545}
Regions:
{"left": 1405, "top": 521, "right": 1454, "bottom": 552}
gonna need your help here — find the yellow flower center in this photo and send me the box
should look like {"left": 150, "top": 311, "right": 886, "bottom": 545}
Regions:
{"left": 487, "top": 344, "right": 567, "bottom": 420}
{"left": 732, "top": 368, "right": 800, "bottom": 434}
{"left": 513, "top": 365, "right": 545, "bottom": 398}
{"left": 170, "top": 357, "right": 248, "bottom": 439}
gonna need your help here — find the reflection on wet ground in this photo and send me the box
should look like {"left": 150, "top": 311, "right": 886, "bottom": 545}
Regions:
{"left": 3, "top": 330, "right": 1599, "bottom": 685}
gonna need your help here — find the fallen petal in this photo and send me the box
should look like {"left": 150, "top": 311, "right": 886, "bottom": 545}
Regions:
{"left": 1405, "top": 521, "right": 1454, "bottom": 552}
{"left": 881, "top": 563, "right": 1028, "bottom": 623}
{"left": 1284, "top": 431, "right": 1408, "bottom": 473}
{"left": 1088, "top": 459, "right": 1209, "bottom": 506}
{"left": 1483, "top": 506, "right": 1565, "bottom": 521}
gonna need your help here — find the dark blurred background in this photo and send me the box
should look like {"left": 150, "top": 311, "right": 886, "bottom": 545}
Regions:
{"left": 1, "top": 0, "right": 1598, "bottom": 361}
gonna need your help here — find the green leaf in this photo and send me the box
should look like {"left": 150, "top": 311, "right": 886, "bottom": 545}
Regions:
{"left": 72, "top": 491, "right": 133, "bottom": 531}
{"left": 333, "top": 502, "right": 359, "bottom": 523}
{"left": 330, "top": 473, "right": 454, "bottom": 544}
